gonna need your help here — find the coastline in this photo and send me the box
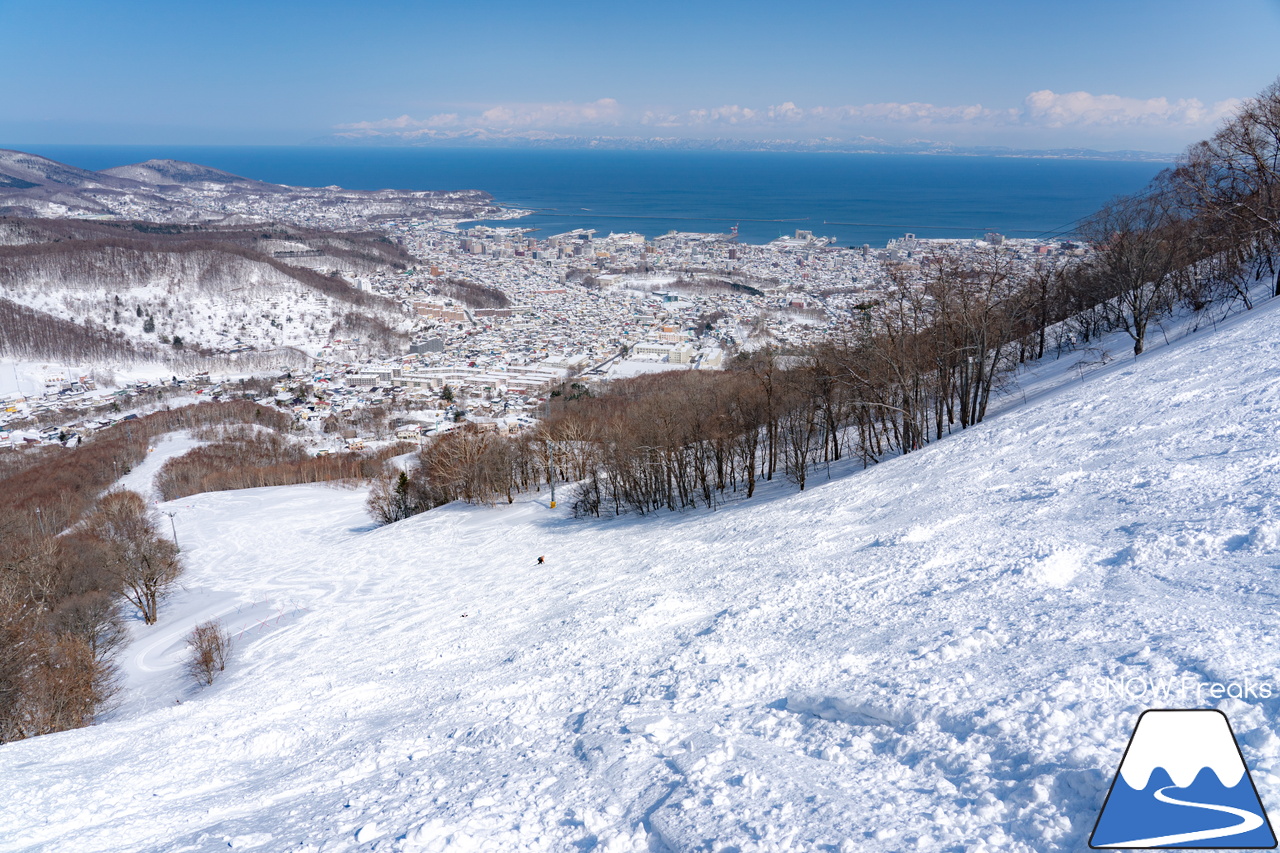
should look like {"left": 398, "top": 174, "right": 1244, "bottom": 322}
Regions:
{"left": 3, "top": 145, "right": 1164, "bottom": 247}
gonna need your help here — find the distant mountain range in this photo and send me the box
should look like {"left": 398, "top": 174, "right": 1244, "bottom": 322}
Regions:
{"left": 319, "top": 129, "right": 1176, "bottom": 163}
{"left": 0, "top": 148, "right": 268, "bottom": 196}
{"left": 0, "top": 148, "right": 502, "bottom": 226}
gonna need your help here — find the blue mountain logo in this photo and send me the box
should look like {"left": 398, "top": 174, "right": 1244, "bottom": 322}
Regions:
{"left": 1091, "top": 709, "right": 1276, "bottom": 848}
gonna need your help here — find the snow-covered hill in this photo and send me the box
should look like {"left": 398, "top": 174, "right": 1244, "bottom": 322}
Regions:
{"left": 99, "top": 160, "right": 264, "bottom": 187}
{"left": 0, "top": 218, "right": 412, "bottom": 361}
{"left": 2, "top": 299, "right": 1279, "bottom": 851}
{"left": 3, "top": 245, "right": 388, "bottom": 355}
{"left": 0, "top": 149, "right": 145, "bottom": 192}
{"left": 0, "top": 149, "right": 502, "bottom": 226}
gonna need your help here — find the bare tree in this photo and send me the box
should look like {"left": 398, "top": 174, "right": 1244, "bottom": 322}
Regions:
{"left": 1079, "top": 189, "right": 1190, "bottom": 355}
{"left": 367, "top": 470, "right": 417, "bottom": 524}
{"left": 87, "top": 491, "right": 182, "bottom": 625}
{"left": 12, "top": 636, "right": 101, "bottom": 739}
{"left": 185, "top": 619, "right": 232, "bottom": 686}
{"left": 1176, "top": 78, "right": 1280, "bottom": 297}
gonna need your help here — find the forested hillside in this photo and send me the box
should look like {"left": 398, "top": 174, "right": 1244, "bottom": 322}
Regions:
{"left": 0, "top": 217, "right": 412, "bottom": 362}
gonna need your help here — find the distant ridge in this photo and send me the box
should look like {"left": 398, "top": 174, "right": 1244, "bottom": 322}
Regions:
{"left": 100, "top": 159, "right": 263, "bottom": 186}
{"left": 0, "top": 148, "right": 147, "bottom": 191}
{"left": 0, "top": 148, "right": 500, "bottom": 225}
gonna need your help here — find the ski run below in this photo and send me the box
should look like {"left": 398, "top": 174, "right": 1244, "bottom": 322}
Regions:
{"left": 3, "top": 298, "right": 1280, "bottom": 852}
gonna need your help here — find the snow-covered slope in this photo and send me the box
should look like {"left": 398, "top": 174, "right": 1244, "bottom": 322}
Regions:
{"left": 0, "top": 219, "right": 412, "bottom": 360}
{"left": 0, "top": 149, "right": 502, "bottom": 225}
{"left": 99, "top": 160, "right": 262, "bottom": 187}
{"left": 2, "top": 246, "right": 384, "bottom": 355}
{"left": 0, "top": 149, "right": 144, "bottom": 192}
{"left": 3, "top": 300, "right": 1280, "bottom": 852}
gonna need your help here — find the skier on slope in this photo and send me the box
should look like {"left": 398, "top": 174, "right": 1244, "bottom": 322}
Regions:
{"left": 537, "top": 555, "right": 545, "bottom": 565}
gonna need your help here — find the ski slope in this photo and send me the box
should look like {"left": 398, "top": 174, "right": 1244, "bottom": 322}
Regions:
{"left": 2, "top": 299, "right": 1280, "bottom": 851}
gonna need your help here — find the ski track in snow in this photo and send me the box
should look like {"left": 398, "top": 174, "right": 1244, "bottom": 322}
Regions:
{"left": 114, "top": 431, "right": 205, "bottom": 502}
{"left": 2, "top": 300, "right": 1280, "bottom": 851}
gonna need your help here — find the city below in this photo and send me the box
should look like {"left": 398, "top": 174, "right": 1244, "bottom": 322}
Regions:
{"left": 0, "top": 189, "right": 1080, "bottom": 450}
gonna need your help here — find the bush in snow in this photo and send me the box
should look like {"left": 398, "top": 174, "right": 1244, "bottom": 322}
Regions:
{"left": 185, "top": 619, "right": 232, "bottom": 687}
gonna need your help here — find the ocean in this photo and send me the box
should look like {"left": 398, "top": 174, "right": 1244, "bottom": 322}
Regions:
{"left": 16, "top": 144, "right": 1167, "bottom": 247}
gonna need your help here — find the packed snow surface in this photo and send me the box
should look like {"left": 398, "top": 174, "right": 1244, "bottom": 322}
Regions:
{"left": 3, "top": 300, "right": 1280, "bottom": 852}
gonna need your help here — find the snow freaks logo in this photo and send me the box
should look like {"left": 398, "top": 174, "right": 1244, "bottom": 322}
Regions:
{"left": 1090, "top": 709, "right": 1277, "bottom": 849}
{"left": 1091, "top": 675, "right": 1275, "bottom": 703}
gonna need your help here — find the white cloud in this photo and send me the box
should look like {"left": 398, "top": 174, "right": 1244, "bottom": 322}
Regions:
{"left": 339, "top": 114, "right": 424, "bottom": 131}
{"left": 642, "top": 100, "right": 1009, "bottom": 128}
{"left": 767, "top": 101, "right": 806, "bottom": 122}
{"left": 672, "top": 105, "right": 761, "bottom": 125}
{"left": 337, "top": 90, "right": 1239, "bottom": 142}
{"left": 337, "top": 99, "right": 622, "bottom": 132}
{"left": 477, "top": 98, "right": 622, "bottom": 128}
{"left": 827, "top": 101, "right": 1012, "bottom": 124}
{"left": 1023, "top": 90, "right": 1241, "bottom": 128}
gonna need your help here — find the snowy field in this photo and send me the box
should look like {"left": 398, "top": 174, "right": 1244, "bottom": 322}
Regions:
{"left": 2, "top": 298, "right": 1280, "bottom": 851}
{"left": 0, "top": 357, "right": 198, "bottom": 402}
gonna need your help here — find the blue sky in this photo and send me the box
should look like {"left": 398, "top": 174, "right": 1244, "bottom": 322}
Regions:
{"left": 4, "top": 0, "right": 1280, "bottom": 152}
